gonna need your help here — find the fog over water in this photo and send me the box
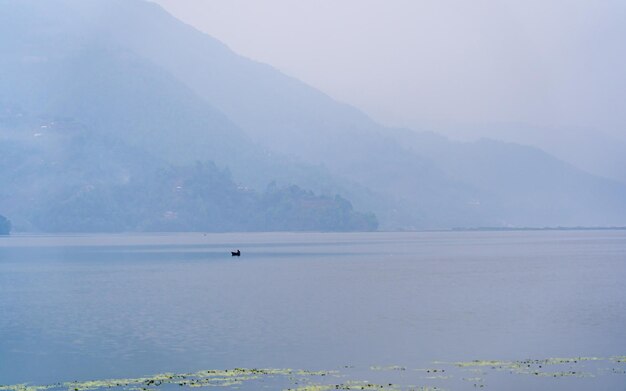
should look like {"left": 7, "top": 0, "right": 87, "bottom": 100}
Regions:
{"left": 153, "top": 0, "right": 626, "bottom": 181}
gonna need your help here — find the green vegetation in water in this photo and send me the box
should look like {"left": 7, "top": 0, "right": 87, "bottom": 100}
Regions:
{"left": 0, "top": 369, "right": 298, "bottom": 391}
{"left": 448, "top": 356, "right": 617, "bottom": 379}
{"left": 613, "top": 356, "right": 626, "bottom": 363}
{"left": 286, "top": 381, "right": 402, "bottom": 391}
{"left": 370, "top": 366, "right": 407, "bottom": 372}
{"left": 2, "top": 356, "right": 624, "bottom": 391}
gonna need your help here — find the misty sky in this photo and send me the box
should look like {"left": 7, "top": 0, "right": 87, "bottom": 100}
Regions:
{"left": 151, "top": 0, "right": 626, "bottom": 144}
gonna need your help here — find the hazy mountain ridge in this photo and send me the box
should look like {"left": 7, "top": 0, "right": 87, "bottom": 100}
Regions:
{"left": 460, "top": 123, "right": 626, "bottom": 184}
{"left": 391, "top": 129, "right": 626, "bottom": 226}
{"left": 1, "top": 0, "right": 625, "bottom": 230}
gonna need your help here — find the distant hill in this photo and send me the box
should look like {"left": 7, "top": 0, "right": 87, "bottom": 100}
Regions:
{"left": 0, "top": 113, "right": 376, "bottom": 232}
{"left": 391, "top": 129, "right": 626, "bottom": 227}
{"left": 1, "top": 0, "right": 625, "bottom": 230}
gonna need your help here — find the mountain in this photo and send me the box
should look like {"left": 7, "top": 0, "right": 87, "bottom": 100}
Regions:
{"left": 93, "top": 0, "right": 626, "bottom": 228}
{"left": 0, "top": 0, "right": 381, "bottom": 232}
{"left": 1, "top": 0, "right": 625, "bottom": 230}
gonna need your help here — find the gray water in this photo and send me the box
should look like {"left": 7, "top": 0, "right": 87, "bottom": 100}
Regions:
{"left": 1, "top": 231, "right": 625, "bottom": 390}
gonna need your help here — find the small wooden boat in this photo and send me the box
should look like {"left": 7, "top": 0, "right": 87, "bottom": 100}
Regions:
{"left": 231, "top": 250, "right": 241, "bottom": 256}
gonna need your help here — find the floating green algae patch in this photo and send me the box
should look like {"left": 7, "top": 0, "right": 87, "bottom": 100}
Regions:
{"left": 446, "top": 355, "right": 626, "bottom": 383}
{"left": 2, "top": 356, "right": 625, "bottom": 391}
{"left": 613, "top": 356, "right": 626, "bottom": 363}
{"left": 0, "top": 385, "right": 56, "bottom": 391}
{"left": 0, "top": 369, "right": 303, "bottom": 391}
{"left": 452, "top": 360, "right": 512, "bottom": 368}
{"left": 370, "top": 366, "right": 407, "bottom": 372}
{"left": 286, "top": 381, "right": 402, "bottom": 391}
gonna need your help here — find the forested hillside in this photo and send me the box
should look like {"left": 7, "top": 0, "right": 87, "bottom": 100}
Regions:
{"left": 0, "top": 113, "right": 376, "bottom": 232}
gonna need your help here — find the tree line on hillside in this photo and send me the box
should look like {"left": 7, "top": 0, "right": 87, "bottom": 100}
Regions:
{"left": 31, "top": 162, "right": 378, "bottom": 233}
{"left": 0, "top": 110, "right": 379, "bottom": 233}
{"left": 0, "top": 214, "right": 10, "bottom": 235}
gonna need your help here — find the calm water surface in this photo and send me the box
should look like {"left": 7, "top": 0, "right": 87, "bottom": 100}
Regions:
{"left": 1, "top": 231, "right": 625, "bottom": 390}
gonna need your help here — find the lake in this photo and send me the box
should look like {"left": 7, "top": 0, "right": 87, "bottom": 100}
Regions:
{"left": 1, "top": 231, "right": 625, "bottom": 390}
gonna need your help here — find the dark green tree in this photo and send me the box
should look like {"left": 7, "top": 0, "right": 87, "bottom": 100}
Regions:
{"left": 0, "top": 214, "right": 11, "bottom": 235}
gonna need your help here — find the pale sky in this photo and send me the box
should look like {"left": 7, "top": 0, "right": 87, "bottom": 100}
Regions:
{"left": 152, "top": 0, "right": 626, "bottom": 144}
